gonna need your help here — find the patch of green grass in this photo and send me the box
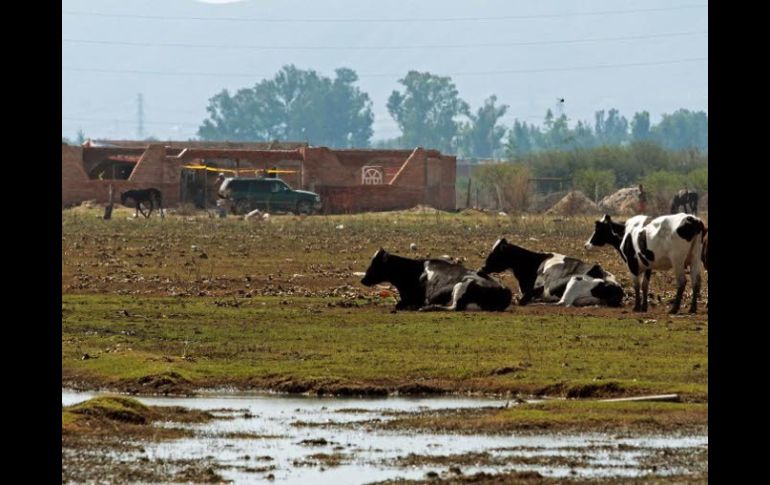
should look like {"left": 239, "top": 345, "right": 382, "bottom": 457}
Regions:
{"left": 68, "top": 396, "right": 151, "bottom": 424}
{"left": 63, "top": 294, "right": 707, "bottom": 399}
{"left": 381, "top": 400, "right": 708, "bottom": 434}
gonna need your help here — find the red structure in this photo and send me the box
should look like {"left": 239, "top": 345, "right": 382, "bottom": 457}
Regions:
{"left": 62, "top": 140, "right": 456, "bottom": 213}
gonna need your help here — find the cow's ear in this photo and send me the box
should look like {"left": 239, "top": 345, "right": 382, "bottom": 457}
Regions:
{"left": 500, "top": 238, "right": 507, "bottom": 244}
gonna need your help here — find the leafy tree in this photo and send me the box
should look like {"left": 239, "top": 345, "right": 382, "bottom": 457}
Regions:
{"left": 457, "top": 95, "right": 508, "bottom": 158}
{"left": 387, "top": 71, "right": 469, "bottom": 153}
{"left": 631, "top": 111, "right": 651, "bottom": 141}
{"left": 595, "top": 109, "right": 628, "bottom": 146}
{"left": 503, "top": 120, "right": 534, "bottom": 159}
{"left": 652, "top": 109, "right": 708, "bottom": 151}
{"left": 199, "top": 65, "right": 373, "bottom": 147}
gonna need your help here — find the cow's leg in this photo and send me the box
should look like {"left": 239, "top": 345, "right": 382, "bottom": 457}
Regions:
{"left": 688, "top": 246, "right": 703, "bottom": 314}
{"left": 641, "top": 270, "right": 651, "bottom": 312}
{"left": 158, "top": 195, "right": 165, "bottom": 219}
{"left": 670, "top": 268, "right": 687, "bottom": 314}
{"left": 147, "top": 198, "right": 154, "bottom": 218}
{"left": 420, "top": 281, "right": 470, "bottom": 311}
{"left": 395, "top": 300, "right": 419, "bottom": 311}
{"left": 632, "top": 275, "right": 642, "bottom": 312}
{"left": 518, "top": 286, "right": 544, "bottom": 306}
{"left": 134, "top": 202, "right": 140, "bottom": 218}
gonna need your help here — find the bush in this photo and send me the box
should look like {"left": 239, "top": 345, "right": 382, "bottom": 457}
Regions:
{"left": 641, "top": 170, "right": 689, "bottom": 215}
{"left": 573, "top": 169, "right": 616, "bottom": 202}
{"left": 475, "top": 163, "right": 532, "bottom": 213}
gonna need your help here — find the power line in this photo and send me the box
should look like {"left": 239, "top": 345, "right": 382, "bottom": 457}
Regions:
{"left": 62, "top": 116, "right": 201, "bottom": 127}
{"left": 62, "top": 57, "right": 708, "bottom": 80}
{"left": 61, "top": 4, "right": 708, "bottom": 23}
{"left": 62, "top": 30, "right": 707, "bottom": 51}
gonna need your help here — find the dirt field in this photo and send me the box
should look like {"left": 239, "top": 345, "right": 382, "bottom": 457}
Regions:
{"left": 62, "top": 206, "right": 708, "bottom": 483}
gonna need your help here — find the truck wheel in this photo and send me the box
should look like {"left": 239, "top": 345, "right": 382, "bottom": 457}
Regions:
{"left": 297, "top": 201, "right": 312, "bottom": 215}
{"left": 235, "top": 200, "right": 251, "bottom": 215}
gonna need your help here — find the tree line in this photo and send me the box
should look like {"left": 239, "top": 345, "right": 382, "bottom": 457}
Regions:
{"left": 196, "top": 65, "right": 708, "bottom": 157}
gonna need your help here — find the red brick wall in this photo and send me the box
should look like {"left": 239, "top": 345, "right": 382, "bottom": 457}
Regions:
{"left": 62, "top": 144, "right": 181, "bottom": 207}
{"left": 318, "top": 185, "right": 425, "bottom": 214}
{"left": 63, "top": 143, "right": 456, "bottom": 212}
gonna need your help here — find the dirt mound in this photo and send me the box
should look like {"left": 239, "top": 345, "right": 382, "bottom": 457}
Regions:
{"left": 598, "top": 187, "right": 642, "bottom": 215}
{"left": 528, "top": 191, "right": 568, "bottom": 213}
{"left": 406, "top": 204, "right": 441, "bottom": 214}
{"left": 122, "top": 372, "right": 194, "bottom": 396}
{"left": 545, "top": 191, "right": 600, "bottom": 216}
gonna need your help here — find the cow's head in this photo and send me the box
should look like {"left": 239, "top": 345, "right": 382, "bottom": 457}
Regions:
{"left": 480, "top": 238, "right": 510, "bottom": 274}
{"left": 585, "top": 215, "right": 622, "bottom": 249}
{"left": 361, "top": 249, "right": 388, "bottom": 286}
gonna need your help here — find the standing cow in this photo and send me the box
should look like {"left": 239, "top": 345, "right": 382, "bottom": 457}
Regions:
{"left": 479, "top": 239, "right": 623, "bottom": 307}
{"left": 670, "top": 189, "right": 699, "bottom": 214}
{"left": 120, "top": 188, "right": 164, "bottom": 219}
{"left": 360, "top": 249, "right": 512, "bottom": 311}
{"left": 585, "top": 213, "right": 705, "bottom": 314}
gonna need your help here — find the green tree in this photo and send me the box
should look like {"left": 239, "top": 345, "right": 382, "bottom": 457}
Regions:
{"left": 457, "top": 95, "right": 508, "bottom": 158}
{"left": 652, "top": 109, "right": 708, "bottom": 151}
{"left": 504, "top": 120, "right": 534, "bottom": 159}
{"left": 631, "top": 111, "right": 651, "bottom": 141}
{"left": 198, "top": 65, "right": 374, "bottom": 147}
{"left": 594, "top": 109, "right": 628, "bottom": 146}
{"left": 387, "top": 71, "right": 469, "bottom": 153}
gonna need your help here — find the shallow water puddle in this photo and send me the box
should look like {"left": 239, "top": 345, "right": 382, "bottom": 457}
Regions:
{"left": 62, "top": 389, "right": 706, "bottom": 483}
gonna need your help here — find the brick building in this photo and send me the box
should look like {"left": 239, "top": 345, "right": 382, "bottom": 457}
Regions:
{"left": 62, "top": 140, "right": 456, "bottom": 213}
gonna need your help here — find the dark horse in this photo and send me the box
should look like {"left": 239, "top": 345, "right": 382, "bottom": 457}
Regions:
{"left": 120, "top": 188, "right": 164, "bottom": 218}
{"left": 670, "top": 189, "right": 699, "bottom": 214}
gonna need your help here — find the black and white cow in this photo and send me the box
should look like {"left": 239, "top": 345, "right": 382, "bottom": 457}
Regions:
{"left": 585, "top": 213, "right": 705, "bottom": 314}
{"left": 479, "top": 239, "right": 623, "bottom": 307}
{"left": 360, "top": 249, "right": 512, "bottom": 311}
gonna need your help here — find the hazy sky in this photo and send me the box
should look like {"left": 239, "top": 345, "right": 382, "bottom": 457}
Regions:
{"left": 62, "top": 0, "right": 708, "bottom": 142}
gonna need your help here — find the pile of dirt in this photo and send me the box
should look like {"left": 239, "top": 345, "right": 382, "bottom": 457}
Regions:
{"left": 528, "top": 191, "right": 568, "bottom": 213}
{"left": 545, "top": 191, "right": 600, "bottom": 215}
{"left": 598, "top": 187, "right": 642, "bottom": 215}
{"left": 406, "top": 204, "right": 441, "bottom": 214}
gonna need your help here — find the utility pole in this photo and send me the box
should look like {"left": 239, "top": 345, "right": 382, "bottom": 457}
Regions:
{"left": 137, "top": 93, "right": 144, "bottom": 139}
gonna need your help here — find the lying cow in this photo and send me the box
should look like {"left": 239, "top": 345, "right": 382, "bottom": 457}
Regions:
{"left": 360, "top": 249, "right": 512, "bottom": 311}
{"left": 479, "top": 239, "right": 623, "bottom": 307}
{"left": 585, "top": 214, "right": 705, "bottom": 314}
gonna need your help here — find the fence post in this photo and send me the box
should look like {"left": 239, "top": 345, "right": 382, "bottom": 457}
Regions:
{"left": 103, "top": 184, "right": 114, "bottom": 220}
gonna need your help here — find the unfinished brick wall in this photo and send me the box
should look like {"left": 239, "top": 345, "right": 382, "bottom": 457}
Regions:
{"left": 63, "top": 142, "right": 456, "bottom": 212}
{"left": 62, "top": 144, "right": 180, "bottom": 207}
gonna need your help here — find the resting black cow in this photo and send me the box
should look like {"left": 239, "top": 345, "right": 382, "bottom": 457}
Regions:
{"left": 480, "top": 238, "right": 623, "bottom": 307}
{"left": 360, "top": 249, "right": 512, "bottom": 311}
{"left": 120, "top": 188, "right": 164, "bottom": 219}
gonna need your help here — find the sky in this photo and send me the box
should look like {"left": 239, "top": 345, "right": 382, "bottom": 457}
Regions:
{"left": 61, "top": 0, "right": 708, "bottom": 142}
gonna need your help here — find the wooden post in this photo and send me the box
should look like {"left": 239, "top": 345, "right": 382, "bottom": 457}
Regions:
{"left": 465, "top": 178, "right": 472, "bottom": 209}
{"left": 103, "top": 184, "right": 114, "bottom": 220}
